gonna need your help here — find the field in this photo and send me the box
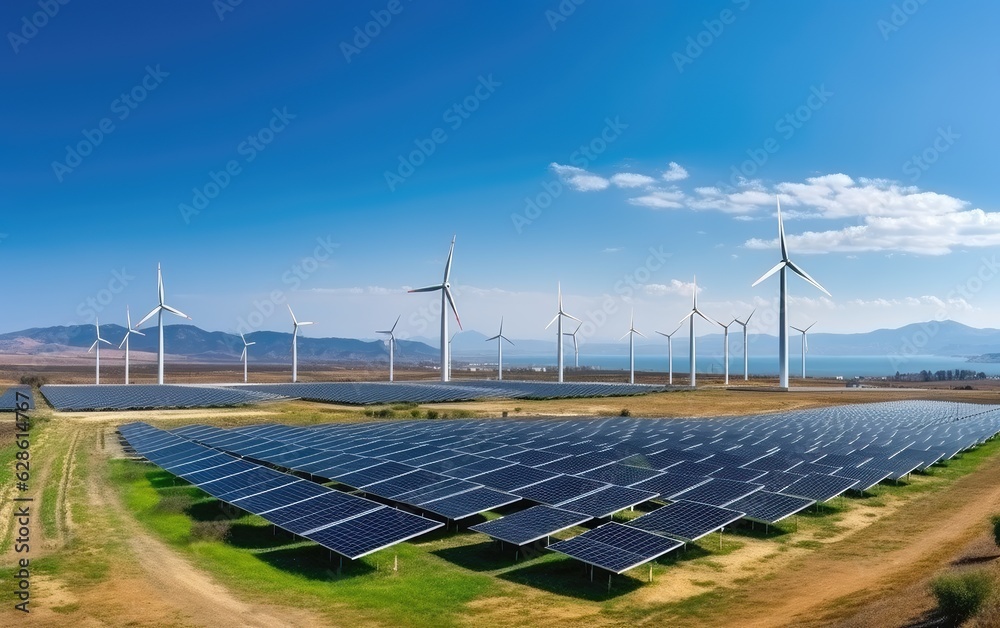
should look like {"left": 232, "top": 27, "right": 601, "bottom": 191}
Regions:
{"left": 2, "top": 367, "right": 1000, "bottom": 627}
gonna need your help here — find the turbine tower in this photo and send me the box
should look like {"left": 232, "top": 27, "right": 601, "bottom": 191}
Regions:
{"left": 409, "top": 236, "right": 462, "bottom": 382}
{"left": 376, "top": 316, "right": 400, "bottom": 382}
{"left": 655, "top": 323, "right": 682, "bottom": 385}
{"left": 790, "top": 322, "right": 815, "bottom": 379}
{"left": 545, "top": 282, "right": 580, "bottom": 383}
{"left": 678, "top": 277, "right": 717, "bottom": 387}
{"left": 733, "top": 309, "right": 756, "bottom": 381}
{"left": 564, "top": 322, "right": 583, "bottom": 368}
{"left": 620, "top": 309, "right": 646, "bottom": 385}
{"left": 287, "top": 304, "right": 313, "bottom": 383}
{"left": 239, "top": 333, "right": 255, "bottom": 383}
{"left": 118, "top": 305, "right": 144, "bottom": 385}
{"left": 136, "top": 263, "right": 192, "bottom": 385}
{"left": 485, "top": 317, "right": 514, "bottom": 381}
{"left": 88, "top": 317, "right": 112, "bottom": 384}
{"left": 719, "top": 319, "right": 736, "bottom": 386}
{"left": 448, "top": 330, "right": 460, "bottom": 380}
{"left": 751, "top": 197, "right": 830, "bottom": 388}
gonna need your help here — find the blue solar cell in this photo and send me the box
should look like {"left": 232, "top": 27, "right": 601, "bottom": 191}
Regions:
{"left": 549, "top": 523, "right": 682, "bottom": 574}
{"left": 558, "top": 485, "right": 658, "bottom": 518}
{"left": 303, "top": 507, "right": 443, "bottom": 559}
{"left": 419, "top": 487, "right": 521, "bottom": 520}
{"left": 469, "top": 505, "right": 591, "bottom": 545}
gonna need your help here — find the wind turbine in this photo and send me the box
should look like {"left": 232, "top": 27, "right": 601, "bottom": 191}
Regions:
{"left": 136, "top": 263, "right": 192, "bottom": 385}
{"left": 118, "top": 305, "right": 144, "bottom": 385}
{"left": 564, "top": 322, "right": 583, "bottom": 368}
{"left": 545, "top": 282, "right": 581, "bottom": 383}
{"left": 287, "top": 304, "right": 313, "bottom": 383}
{"left": 409, "top": 236, "right": 462, "bottom": 382}
{"left": 376, "top": 316, "right": 400, "bottom": 382}
{"left": 678, "top": 277, "right": 717, "bottom": 387}
{"left": 751, "top": 197, "right": 831, "bottom": 388}
{"left": 239, "top": 333, "right": 255, "bottom": 383}
{"left": 620, "top": 309, "right": 646, "bottom": 385}
{"left": 88, "top": 317, "right": 112, "bottom": 384}
{"left": 486, "top": 317, "right": 514, "bottom": 381}
{"left": 655, "top": 323, "right": 682, "bottom": 385}
{"left": 733, "top": 309, "right": 756, "bottom": 381}
{"left": 719, "top": 319, "right": 737, "bottom": 386}
{"left": 790, "top": 322, "right": 815, "bottom": 379}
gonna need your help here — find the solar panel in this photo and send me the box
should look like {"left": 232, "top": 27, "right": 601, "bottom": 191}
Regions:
{"left": 418, "top": 487, "right": 521, "bottom": 520}
{"left": 726, "top": 491, "right": 814, "bottom": 524}
{"left": 514, "top": 475, "right": 608, "bottom": 506}
{"left": 558, "top": 485, "right": 659, "bottom": 519}
{"left": 781, "top": 474, "right": 859, "bottom": 502}
{"left": 303, "top": 507, "right": 443, "bottom": 559}
{"left": 0, "top": 386, "right": 35, "bottom": 411}
{"left": 824, "top": 466, "right": 891, "bottom": 492}
{"left": 578, "top": 463, "right": 665, "bottom": 487}
{"left": 631, "top": 472, "right": 711, "bottom": 500}
{"left": 629, "top": 500, "right": 744, "bottom": 542}
{"left": 41, "top": 384, "right": 287, "bottom": 411}
{"left": 469, "top": 505, "right": 591, "bottom": 545}
{"left": 361, "top": 469, "right": 451, "bottom": 500}
{"left": 268, "top": 493, "right": 383, "bottom": 533}
{"left": 710, "top": 466, "right": 767, "bottom": 483}
{"left": 440, "top": 457, "right": 515, "bottom": 479}
{"left": 670, "top": 478, "right": 762, "bottom": 507}
{"left": 394, "top": 478, "right": 481, "bottom": 505}
{"left": 334, "top": 461, "right": 418, "bottom": 488}
{"left": 549, "top": 523, "right": 683, "bottom": 574}
{"left": 753, "top": 470, "right": 806, "bottom": 493}
{"left": 471, "top": 464, "right": 561, "bottom": 492}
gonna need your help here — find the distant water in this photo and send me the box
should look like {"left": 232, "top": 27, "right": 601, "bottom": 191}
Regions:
{"left": 476, "top": 354, "right": 1000, "bottom": 379}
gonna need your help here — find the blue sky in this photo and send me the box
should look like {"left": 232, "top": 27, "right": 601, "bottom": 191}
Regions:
{"left": 3, "top": 1, "right": 999, "bottom": 346}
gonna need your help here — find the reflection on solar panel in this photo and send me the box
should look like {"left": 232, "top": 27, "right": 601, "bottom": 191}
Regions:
{"left": 629, "top": 500, "right": 744, "bottom": 542}
{"left": 631, "top": 472, "right": 711, "bottom": 500}
{"left": 754, "top": 471, "right": 806, "bottom": 493}
{"left": 440, "top": 457, "right": 515, "bottom": 479}
{"left": 832, "top": 466, "right": 892, "bottom": 492}
{"left": 42, "top": 384, "right": 287, "bottom": 411}
{"left": 469, "top": 505, "right": 591, "bottom": 545}
{"left": 558, "top": 485, "right": 659, "bottom": 519}
{"left": 0, "top": 386, "right": 34, "bottom": 411}
{"left": 361, "top": 469, "right": 450, "bottom": 499}
{"left": 726, "top": 491, "right": 814, "bottom": 524}
{"left": 334, "top": 461, "right": 418, "bottom": 489}
{"left": 472, "top": 464, "right": 561, "bottom": 492}
{"left": 710, "top": 466, "right": 767, "bottom": 483}
{"left": 781, "top": 474, "right": 859, "bottom": 502}
{"left": 549, "top": 523, "right": 683, "bottom": 574}
{"left": 578, "top": 463, "right": 664, "bottom": 487}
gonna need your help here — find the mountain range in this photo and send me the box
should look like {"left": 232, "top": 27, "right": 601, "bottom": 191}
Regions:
{"left": 0, "top": 320, "right": 997, "bottom": 365}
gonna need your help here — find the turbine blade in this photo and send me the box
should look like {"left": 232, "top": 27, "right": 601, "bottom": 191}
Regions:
{"left": 695, "top": 309, "right": 719, "bottom": 326}
{"left": 241, "top": 347, "right": 246, "bottom": 360}
{"left": 133, "top": 328, "right": 145, "bottom": 336}
{"left": 443, "top": 235, "right": 456, "bottom": 283}
{"left": 299, "top": 321, "right": 314, "bottom": 326}
{"left": 445, "top": 286, "right": 462, "bottom": 329}
{"left": 564, "top": 312, "right": 582, "bottom": 323}
{"left": 786, "top": 260, "right": 831, "bottom": 296}
{"left": 287, "top": 304, "right": 298, "bottom": 325}
{"left": 777, "top": 196, "right": 789, "bottom": 262}
{"left": 678, "top": 311, "right": 695, "bottom": 325}
{"left": 248, "top": 342, "right": 255, "bottom": 346}
{"left": 162, "top": 304, "right": 191, "bottom": 319}
{"left": 619, "top": 331, "right": 630, "bottom": 341}
{"left": 503, "top": 336, "right": 514, "bottom": 346}
{"left": 544, "top": 313, "right": 560, "bottom": 330}
{"left": 805, "top": 321, "right": 816, "bottom": 332}
{"left": 100, "top": 337, "right": 112, "bottom": 345}
{"left": 486, "top": 334, "right": 500, "bottom": 341}
{"left": 635, "top": 330, "right": 647, "bottom": 338}
{"left": 135, "top": 306, "right": 161, "bottom": 328}
{"left": 746, "top": 308, "right": 756, "bottom": 324}
{"left": 157, "top": 263, "right": 165, "bottom": 305}
{"left": 88, "top": 340, "right": 98, "bottom": 353}
{"left": 118, "top": 334, "right": 128, "bottom": 349}
{"left": 126, "top": 307, "right": 132, "bottom": 328}
{"left": 752, "top": 261, "right": 787, "bottom": 287}
{"left": 408, "top": 284, "right": 444, "bottom": 293}
{"left": 390, "top": 315, "right": 400, "bottom": 332}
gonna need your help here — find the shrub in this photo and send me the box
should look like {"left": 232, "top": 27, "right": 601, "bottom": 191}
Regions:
{"left": 190, "top": 519, "right": 232, "bottom": 543}
{"left": 426, "top": 410, "right": 440, "bottom": 420}
{"left": 620, "top": 408, "right": 631, "bottom": 417}
{"left": 153, "top": 494, "right": 189, "bottom": 515}
{"left": 410, "top": 409, "right": 422, "bottom": 418}
{"left": 19, "top": 374, "right": 47, "bottom": 387}
{"left": 513, "top": 407, "right": 522, "bottom": 413}
{"left": 991, "top": 514, "right": 1000, "bottom": 548}
{"left": 930, "top": 571, "right": 994, "bottom": 623}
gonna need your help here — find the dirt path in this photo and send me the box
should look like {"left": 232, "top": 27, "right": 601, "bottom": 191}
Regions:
{"left": 661, "top": 449, "right": 1000, "bottom": 627}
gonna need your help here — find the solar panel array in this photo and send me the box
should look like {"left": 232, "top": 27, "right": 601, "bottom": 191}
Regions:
{"left": 0, "top": 386, "right": 34, "bottom": 411}
{"left": 118, "top": 422, "right": 442, "bottom": 559}
{"left": 129, "top": 399, "right": 1000, "bottom": 577}
{"left": 42, "top": 384, "right": 288, "bottom": 411}
{"left": 226, "top": 380, "right": 667, "bottom": 405}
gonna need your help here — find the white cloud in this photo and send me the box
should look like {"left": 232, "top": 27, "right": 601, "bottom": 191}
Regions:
{"left": 662, "top": 161, "right": 689, "bottom": 181}
{"left": 602, "top": 247, "right": 622, "bottom": 254}
{"left": 550, "top": 163, "right": 609, "bottom": 191}
{"left": 643, "top": 279, "right": 700, "bottom": 297}
{"left": 628, "top": 187, "right": 686, "bottom": 209}
{"left": 610, "top": 172, "right": 656, "bottom": 188}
